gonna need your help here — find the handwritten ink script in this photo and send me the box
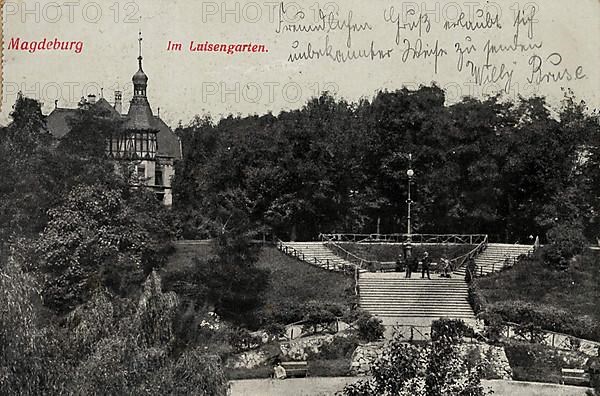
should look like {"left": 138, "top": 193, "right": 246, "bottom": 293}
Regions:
{"left": 275, "top": 2, "right": 587, "bottom": 96}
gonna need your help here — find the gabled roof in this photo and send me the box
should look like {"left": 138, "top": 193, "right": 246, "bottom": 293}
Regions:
{"left": 45, "top": 100, "right": 181, "bottom": 159}
{"left": 95, "top": 97, "right": 121, "bottom": 117}
{"left": 153, "top": 116, "right": 182, "bottom": 159}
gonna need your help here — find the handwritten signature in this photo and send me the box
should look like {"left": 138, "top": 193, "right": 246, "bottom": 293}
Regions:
{"left": 527, "top": 53, "right": 586, "bottom": 84}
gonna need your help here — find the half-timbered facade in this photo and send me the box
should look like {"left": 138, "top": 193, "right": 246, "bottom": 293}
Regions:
{"left": 46, "top": 33, "right": 181, "bottom": 205}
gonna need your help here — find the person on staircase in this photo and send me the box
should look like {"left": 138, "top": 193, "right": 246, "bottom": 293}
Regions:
{"left": 396, "top": 252, "right": 405, "bottom": 273}
{"left": 440, "top": 257, "right": 452, "bottom": 278}
{"left": 404, "top": 244, "right": 414, "bottom": 278}
{"left": 421, "top": 251, "right": 431, "bottom": 279}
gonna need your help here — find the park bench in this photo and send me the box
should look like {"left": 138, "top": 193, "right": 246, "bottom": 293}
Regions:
{"left": 280, "top": 361, "right": 308, "bottom": 378}
{"left": 379, "top": 261, "right": 397, "bottom": 272}
{"left": 560, "top": 368, "right": 590, "bottom": 386}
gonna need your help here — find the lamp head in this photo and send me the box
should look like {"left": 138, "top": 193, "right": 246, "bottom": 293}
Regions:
{"left": 407, "top": 169, "right": 414, "bottom": 177}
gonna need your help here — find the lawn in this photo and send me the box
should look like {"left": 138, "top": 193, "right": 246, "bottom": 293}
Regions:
{"left": 472, "top": 249, "right": 600, "bottom": 340}
{"left": 256, "top": 246, "right": 355, "bottom": 315}
{"left": 163, "top": 242, "right": 355, "bottom": 323}
{"left": 163, "top": 240, "right": 214, "bottom": 272}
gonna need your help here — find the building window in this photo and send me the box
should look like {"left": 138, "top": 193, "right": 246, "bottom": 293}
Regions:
{"left": 155, "top": 167, "right": 163, "bottom": 186}
{"left": 136, "top": 164, "right": 145, "bottom": 181}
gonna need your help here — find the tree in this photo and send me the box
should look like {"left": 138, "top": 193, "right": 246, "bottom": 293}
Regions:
{"left": 164, "top": 225, "right": 269, "bottom": 328}
{"left": 31, "top": 184, "right": 175, "bottom": 313}
{"left": 0, "top": 258, "right": 66, "bottom": 395}
{"left": 171, "top": 88, "right": 598, "bottom": 244}
{"left": 65, "top": 272, "right": 228, "bottom": 395}
{"left": 0, "top": 94, "right": 58, "bottom": 257}
{"left": 542, "top": 222, "right": 587, "bottom": 269}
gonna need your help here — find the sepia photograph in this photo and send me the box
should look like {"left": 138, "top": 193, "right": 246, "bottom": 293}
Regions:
{"left": 1, "top": 1, "right": 599, "bottom": 395}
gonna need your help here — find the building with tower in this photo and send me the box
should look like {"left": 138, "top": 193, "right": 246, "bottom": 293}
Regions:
{"left": 46, "top": 32, "right": 181, "bottom": 205}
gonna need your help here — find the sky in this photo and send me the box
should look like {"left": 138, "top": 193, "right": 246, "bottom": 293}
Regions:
{"left": 2, "top": 0, "right": 599, "bottom": 127}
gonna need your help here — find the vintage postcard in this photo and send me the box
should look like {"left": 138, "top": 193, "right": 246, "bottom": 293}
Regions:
{"left": 1, "top": 1, "right": 599, "bottom": 395}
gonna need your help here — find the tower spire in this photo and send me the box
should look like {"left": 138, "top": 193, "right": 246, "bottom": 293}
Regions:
{"left": 138, "top": 30, "right": 143, "bottom": 70}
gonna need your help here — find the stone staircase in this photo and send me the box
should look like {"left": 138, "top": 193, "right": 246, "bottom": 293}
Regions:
{"left": 454, "top": 243, "right": 533, "bottom": 277}
{"left": 358, "top": 273, "right": 476, "bottom": 330}
{"left": 280, "top": 240, "right": 533, "bottom": 334}
{"left": 279, "top": 241, "right": 357, "bottom": 272}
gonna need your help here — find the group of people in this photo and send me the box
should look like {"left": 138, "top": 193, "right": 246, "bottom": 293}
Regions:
{"left": 395, "top": 247, "right": 452, "bottom": 279}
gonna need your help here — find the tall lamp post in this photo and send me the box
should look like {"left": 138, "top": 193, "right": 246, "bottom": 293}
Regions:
{"left": 406, "top": 154, "right": 414, "bottom": 246}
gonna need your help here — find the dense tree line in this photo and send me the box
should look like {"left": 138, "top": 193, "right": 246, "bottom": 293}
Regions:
{"left": 174, "top": 87, "right": 599, "bottom": 245}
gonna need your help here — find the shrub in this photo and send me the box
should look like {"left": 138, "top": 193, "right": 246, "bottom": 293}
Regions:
{"left": 263, "top": 322, "right": 286, "bottom": 338}
{"left": 302, "top": 301, "right": 344, "bottom": 334}
{"left": 488, "top": 300, "right": 600, "bottom": 341}
{"left": 543, "top": 223, "right": 586, "bottom": 269}
{"left": 477, "top": 311, "right": 505, "bottom": 343}
{"left": 257, "top": 303, "right": 304, "bottom": 328}
{"left": 566, "top": 336, "right": 582, "bottom": 352}
{"left": 342, "top": 330, "right": 489, "bottom": 396}
{"left": 358, "top": 317, "right": 385, "bottom": 342}
{"left": 309, "top": 335, "right": 360, "bottom": 360}
{"left": 228, "top": 328, "right": 262, "bottom": 353}
{"left": 502, "top": 340, "right": 585, "bottom": 384}
{"left": 0, "top": 259, "right": 68, "bottom": 395}
{"left": 590, "top": 357, "right": 600, "bottom": 394}
{"left": 355, "top": 311, "right": 385, "bottom": 342}
{"left": 430, "top": 319, "right": 475, "bottom": 342}
{"left": 468, "top": 283, "right": 485, "bottom": 314}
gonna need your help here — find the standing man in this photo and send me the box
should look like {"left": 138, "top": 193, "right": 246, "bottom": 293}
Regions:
{"left": 396, "top": 251, "right": 405, "bottom": 272}
{"left": 421, "top": 251, "right": 431, "bottom": 279}
{"left": 441, "top": 257, "right": 452, "bottom": 278}
{"left": 404, "top": 244, "right": 413, "bottom": 278}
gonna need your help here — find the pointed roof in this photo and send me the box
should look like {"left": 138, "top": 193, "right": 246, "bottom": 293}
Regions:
{"left": 125, "top": 99, "right": 155, "bottom": 130}
{"left": 95, "top": 97, "right": 120, "bottom": 117}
